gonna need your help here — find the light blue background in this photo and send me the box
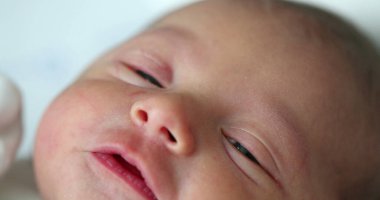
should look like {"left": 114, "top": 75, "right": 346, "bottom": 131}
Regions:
{"left": 0, "top": 0, "right": 379, "bottom": 159}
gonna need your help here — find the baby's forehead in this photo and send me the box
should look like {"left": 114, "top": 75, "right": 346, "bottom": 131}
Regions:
{"left": 153, "top": 1, "right": 354, "bottom": 70}
{"left": 133, "top": 5, "right": 359, "bottom": 110}
{"left": 141, "top": 0, "right": 377, "bottom": 134}
{"left": 154, "top": 0, "right": 350, "bottom": 56}
{"left": 160, "top": 0, "right": 376, "bottom": 86}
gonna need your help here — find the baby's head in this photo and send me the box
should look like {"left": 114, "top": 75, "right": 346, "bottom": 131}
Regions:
{"left": 33, "top": 0, "right": 380, "bottom": 199}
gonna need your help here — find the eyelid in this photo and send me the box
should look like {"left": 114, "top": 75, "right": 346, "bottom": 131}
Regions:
{"left": 222, "top": 128, "right": 259, "bottom": 162}
{"left": 222, "top": 127, "right": 279, "bottom": 182}
{"left": 226, "top": 136, "right": 260, "bottom": 165}
{"left": 108, "top": 62, "right": 153, "bottom": 88}
{"left": 134, "top": 69, "right": 164, "bottom": 88}
{"left": 116, "top": 50, "right": 172, "bottom": 86}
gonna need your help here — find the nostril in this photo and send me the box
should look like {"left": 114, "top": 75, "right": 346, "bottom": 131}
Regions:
{"left": 137, "top": 109, "right": 148, "bottom": 123}
{"left": 160, "top": 127, "right": 177, "bottom": 143}
{"left": 168, "top": 132, "right": 177, "bottom": 143}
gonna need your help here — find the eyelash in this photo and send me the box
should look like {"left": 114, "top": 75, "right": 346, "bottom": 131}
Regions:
{"left": 227, "top": 137, "right": 260, "bottom": 165}
{"left": 134, "top": 69, "right": 164, "bottom": 88}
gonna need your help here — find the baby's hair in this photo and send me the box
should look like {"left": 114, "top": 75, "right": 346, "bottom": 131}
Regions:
{"left": 273, "top": 0, "right": 380, "bottom": 139}
{"left": 233, "top": 0, "right": 380, "bottom": 198}
{"left": 272, "top": 1, "right": 380, "bottom": 198}
{"left": 226, "top": 0, "right": 380, "bottom": 102}
{"left": 275, "top": 1, "right": 380, "bottom": 198}
{"left": 279, "top": 0, "right": 380, "bottom": 103}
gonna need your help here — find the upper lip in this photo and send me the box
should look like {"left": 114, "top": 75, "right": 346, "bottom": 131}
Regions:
{"left": 91, "top": 144, "right": 160, "bottom": 200}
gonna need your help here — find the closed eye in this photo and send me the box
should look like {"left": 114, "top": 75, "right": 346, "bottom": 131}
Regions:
{"left": 134, "top": 69, "right": 163, "bottom": 88}
{"left": 227, "top": 137, "right": 260, "bottom": 165}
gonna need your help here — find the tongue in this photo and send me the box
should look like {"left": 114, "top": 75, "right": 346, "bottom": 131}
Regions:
{"left": 113, "top": 154, "right": 144, "bottom": 180}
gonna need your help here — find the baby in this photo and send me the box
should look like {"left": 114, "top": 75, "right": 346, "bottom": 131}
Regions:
{"left": 33, "top": 0, "right": 380, "bottom": 199}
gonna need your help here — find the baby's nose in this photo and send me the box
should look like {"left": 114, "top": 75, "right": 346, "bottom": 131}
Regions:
{"left": 130, "top": 94, "right": 195, "bottom": 156}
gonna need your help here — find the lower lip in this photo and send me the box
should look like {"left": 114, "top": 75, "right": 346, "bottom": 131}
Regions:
{"left": 92, "top": 152, "right": 157, "bottom": 200}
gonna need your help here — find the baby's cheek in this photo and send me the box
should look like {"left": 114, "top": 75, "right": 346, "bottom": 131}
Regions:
{"left": 35, "top": 82, "right": 106, "bottom": 160}
{"left": 35, "top": 98, "right": 71, "bottom": 160}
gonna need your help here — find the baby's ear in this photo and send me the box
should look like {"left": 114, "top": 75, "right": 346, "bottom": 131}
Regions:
{"left": 0, "top": 74, "right": 22, "bottom": 178}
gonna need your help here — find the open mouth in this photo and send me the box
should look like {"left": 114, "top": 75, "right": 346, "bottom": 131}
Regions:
{"left": 92, "top": 152, "right": 158, "bottom": 200}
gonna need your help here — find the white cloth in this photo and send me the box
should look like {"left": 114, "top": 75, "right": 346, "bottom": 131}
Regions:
{"left": 0, "top": 74, "right": 22, "bottom": 178}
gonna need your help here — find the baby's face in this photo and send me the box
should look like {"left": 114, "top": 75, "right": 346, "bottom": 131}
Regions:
{"left": 34, "top": 1, "right": 367, "bottom": 199}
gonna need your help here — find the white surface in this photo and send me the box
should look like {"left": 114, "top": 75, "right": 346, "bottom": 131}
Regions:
{"left": 0, "top": 0, "right": 379, "bottom": 160}
{"left": 0, "top": 75, "right": 22, "bottom": 177}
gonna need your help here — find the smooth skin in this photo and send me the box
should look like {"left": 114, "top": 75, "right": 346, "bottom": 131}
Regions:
{"left": 34, "top": 0, "right": 380, "bottom": 199}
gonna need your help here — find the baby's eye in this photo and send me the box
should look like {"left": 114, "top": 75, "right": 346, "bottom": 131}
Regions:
{"left": 227, "top": 137, "right": 260, "bottom": 165}
{"left": 134, "top": 69, "right": 163, "bottom": 88}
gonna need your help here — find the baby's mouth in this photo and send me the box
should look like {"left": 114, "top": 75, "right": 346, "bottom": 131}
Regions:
{"left": 93, "top": 152, "right": 158, "bottom": 200}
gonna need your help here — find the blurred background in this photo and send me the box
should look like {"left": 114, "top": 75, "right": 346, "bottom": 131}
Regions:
{"left": 0, "top": 0, "right": 196, "bottom": 160}
{"left": 0, "top": 0, "right": 379, "bottom": 160}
